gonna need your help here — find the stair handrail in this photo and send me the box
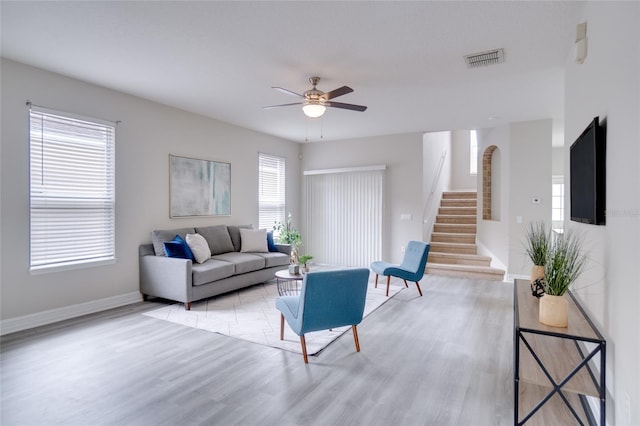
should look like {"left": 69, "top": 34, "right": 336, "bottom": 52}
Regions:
{"left": 422, "top": 149, "right": 448, "bottom": 242}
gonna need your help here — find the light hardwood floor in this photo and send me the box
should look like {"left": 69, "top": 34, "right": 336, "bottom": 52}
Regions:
{"left": 1, "top": 275, "right": 514, "bottom": 426}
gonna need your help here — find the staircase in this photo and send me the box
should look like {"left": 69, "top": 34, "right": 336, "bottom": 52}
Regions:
{"left": 426, "top": 191, "right": 505, "bottom": 281}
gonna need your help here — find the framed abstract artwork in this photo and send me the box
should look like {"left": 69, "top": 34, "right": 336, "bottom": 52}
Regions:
{"left": 169, "top": 154, "right": 231, "bottom": 217}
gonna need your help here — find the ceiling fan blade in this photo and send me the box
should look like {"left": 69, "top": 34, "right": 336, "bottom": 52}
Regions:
{"left": 325, "top": 101, "right": 367, "bottom": 112}
{"left": 321, "top": 85, "right": 353, "bottom": 100}
{"left": 272, "top": 87, "right": 304, "bottom": 98}
{"left": 263, "top": 102, "right": 303, "bottom": 109}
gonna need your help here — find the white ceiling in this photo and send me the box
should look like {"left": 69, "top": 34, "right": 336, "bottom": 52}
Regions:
{"left": 1, "top": 1, "right": 583, "bottom": 143}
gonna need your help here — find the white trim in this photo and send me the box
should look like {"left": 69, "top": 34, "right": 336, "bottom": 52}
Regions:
{"left": 0, "top": 292, "right": 141, "bottom": 336}
{"left": 303, "top": 164, "right": 386, "bottom": 176}
{"left": 30, "top": 257, "right": 117, "bottom": 275}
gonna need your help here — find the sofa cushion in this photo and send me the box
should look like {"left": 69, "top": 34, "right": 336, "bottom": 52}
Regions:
{"left": 211, "top": 252, "right": 265, "bottom": 274}
{"left": 186, "top": 233, "right": 212, "bottom": 264}
{"left": 151, "top": 227, "right": 195, "bottom": 256}
{"left": 227, "top": 224, "right": 253, "bottom": 252}
{"left": 191, "top": 259, "right": 235, "bottom": 286}
{"left": 240, "top": 228, "right": 268, "bottom": 253}
{"left": 195, "top": 225, "right": 234, "bottom": 255}
{"left": 251, "top": 252, "right": 290, "bottom": 268}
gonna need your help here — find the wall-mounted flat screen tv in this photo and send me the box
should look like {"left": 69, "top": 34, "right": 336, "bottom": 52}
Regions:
{"left": 570, "top": 117, "right": 606, "bottom": 225}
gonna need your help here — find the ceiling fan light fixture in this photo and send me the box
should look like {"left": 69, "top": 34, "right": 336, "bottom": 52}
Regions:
{"left": 302, "top": 101, "right": 326, "bottom": 118}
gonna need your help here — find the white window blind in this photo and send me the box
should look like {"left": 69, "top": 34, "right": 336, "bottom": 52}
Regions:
{"left": 29, "top": 106, "right": 116, "bottom": 271}
{"left": 258, "top": 153, "right": 286, "bottom": 230}
{"left": 304, "top": 168, "right": 384, "bottom": 267}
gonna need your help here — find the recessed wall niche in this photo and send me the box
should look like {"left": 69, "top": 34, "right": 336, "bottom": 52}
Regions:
{"left": 482, "top": 145, "right": 501, "bottom": 220}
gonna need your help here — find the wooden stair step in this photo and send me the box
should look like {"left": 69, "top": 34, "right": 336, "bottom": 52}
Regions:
{"left": 442, "top": 191, "right": 477, "bottom": 199}
{"left": 431, "top": 232, "right": 476, "bottom": 244}
{"left": 436, "top": 215, "right": 477, "bottom": 225}
{"left": 438, "top": 207, "right": 477, "bottom": 216}
{"left": 428, "top": 252, "right": 491, "bottom": 267}
{"left": 433, "top": 223, "right": 477, "bottom": 234}
{"left": 426, "top": 264, "right": 505, "bottom": 281}
{"left": 441, "top": 199, "right": 477, "bottom": 208}
{"left": 430, "top": 242, "right": 477, "bottom": 255}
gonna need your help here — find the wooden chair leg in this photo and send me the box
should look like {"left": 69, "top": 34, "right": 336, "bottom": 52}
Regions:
{"left": 280, "top": 313, "right": 285, "bottom": 340}
{"left": 352, "top": 325, "right": 360, "bottom": 352}
{"left": 386, "top": 275, "right": 391, "bottom": 296}
{"left": 403, "top": 279, "right": 409, "bottom": 288}
{"left": 415, "top": 281, "right": 423, "bottom": 297}
{"left": 185, "top": 302, "right": 192, "bottom": 310}
{"left": 300, "top": 335, "right": 309, "bottom": 364}
{"left": 374, "top": 274, "right": 379, "bottom": 288}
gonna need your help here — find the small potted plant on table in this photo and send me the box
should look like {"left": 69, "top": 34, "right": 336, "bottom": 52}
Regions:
{"left": 298, "top": 255, "right": 313, "bottom": 274}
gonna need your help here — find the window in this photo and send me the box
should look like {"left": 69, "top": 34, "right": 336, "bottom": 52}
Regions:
{"left": 29, "top": 106, "right": 115, "bottom": 272}
{"left": 258, "top": 153, "right": 286, "bottom": 231}
{"left": 470, "top": 130, "right": 478, "bottom": 175}
{"left": 304, "top": 167, "right": 384, "bottom": 267}
{"left": 552, "top": 178, "right": 565, "bottom": 233}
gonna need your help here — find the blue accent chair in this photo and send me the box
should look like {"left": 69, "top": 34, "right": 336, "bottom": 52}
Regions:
{"left": 370, "top": 240, "right": 430, "bottom": 297}
{"left": 275, "top": 268, "right": 370, "bottom": 364}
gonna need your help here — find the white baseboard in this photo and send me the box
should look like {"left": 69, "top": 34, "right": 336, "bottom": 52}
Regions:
{"left": 506, "top": 273, "right": 530, "bottom": 283}
{"left": 0, "top": 292, "right": 142, "bottom": 336}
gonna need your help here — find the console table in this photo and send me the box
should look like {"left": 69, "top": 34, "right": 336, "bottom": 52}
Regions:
{"left": 513, "top": 279, "right": 606, "bottom": 425}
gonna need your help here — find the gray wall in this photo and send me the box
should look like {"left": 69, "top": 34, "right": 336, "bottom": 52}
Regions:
{"left": 507, "top": 119, "right": 553, "bottom": 276}
{"left": 450, "top": 130, "right": 478, "bottom": 191}
{"left": 476, "top": 125, "right": 510, "bottom": 271}
{"left": 300, "top": 133, "right": 424, "bottom": 264}
{"left": 0, "top": 59, "right": 300, "bottom": 322}
{"left": 475, "top": 119, "right": 553, "bottom": 274}
{"left": 564, "top": 3, "right": 640, "bottom": 424}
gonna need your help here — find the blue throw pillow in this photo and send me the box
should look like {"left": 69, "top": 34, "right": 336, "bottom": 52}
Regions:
{"left": 164, "top": 241, "right": 192, "bottom": 259}
{"left": 164, "top": 234, "right": 195, "bottom": 260}
{"left": 266, "top": 230, "right": 279, "bottom": 252}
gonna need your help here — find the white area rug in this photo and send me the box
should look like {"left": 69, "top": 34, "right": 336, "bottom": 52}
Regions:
{"left": 143, "top": 277, "right": 403, "bottom": 355}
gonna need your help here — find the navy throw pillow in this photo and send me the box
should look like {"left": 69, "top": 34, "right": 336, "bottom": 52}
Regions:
{"left": 163, "top": 234, "right": 195, "bottom": 260}
{"left": 164, "top": 241, "right": 191, "bottom": 259}
{"left": 266, "top": 230, "right": 279, "bottom": 252}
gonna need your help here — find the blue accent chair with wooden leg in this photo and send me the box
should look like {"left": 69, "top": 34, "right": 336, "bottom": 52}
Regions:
{"left": 275, "top": 268, "right": 370, "bottom": 364}
{"left": 371, "top": 240, "right": 430, "bottom": 297}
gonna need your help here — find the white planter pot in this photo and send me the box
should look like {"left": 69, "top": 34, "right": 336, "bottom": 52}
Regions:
{"left": 539, "top": 294, "right": 569, "bottom": 327}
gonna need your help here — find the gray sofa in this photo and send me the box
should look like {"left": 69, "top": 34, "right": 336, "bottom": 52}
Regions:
{"left": 139, "top": 225, "right": 290, "bottom": 309}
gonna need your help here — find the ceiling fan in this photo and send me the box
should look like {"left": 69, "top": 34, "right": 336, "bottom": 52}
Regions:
{"left": 264, "top": 76, "right": 367, "bottom": 118}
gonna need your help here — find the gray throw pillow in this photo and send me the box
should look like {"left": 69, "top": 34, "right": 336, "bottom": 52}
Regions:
{"left": 227, "top": 224, "right": 253, "bottom": 252}
{"left": 195, "top": 225, "right": 234, "bottom": 255}
{"left": 151, "top": 227, "right": 195, "bottom": 256}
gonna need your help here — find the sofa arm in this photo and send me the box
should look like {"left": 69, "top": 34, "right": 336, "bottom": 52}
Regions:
{"left": 139, "top": 251, "right": 193, "bottom": 305}
{"left": 276, "top": 244, "right": 292, "bottom": 256}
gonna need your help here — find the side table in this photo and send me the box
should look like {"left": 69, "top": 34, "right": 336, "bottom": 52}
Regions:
{"left": 514, "top": 279, "right": 606, "bottom": 425}
{"left": 275, "top": 270, "right": 304, "bottom": 296}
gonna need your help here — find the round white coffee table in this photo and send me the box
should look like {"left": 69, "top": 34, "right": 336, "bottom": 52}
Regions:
{"left": 275, "top": 269, "right": 304, "bottom": 296}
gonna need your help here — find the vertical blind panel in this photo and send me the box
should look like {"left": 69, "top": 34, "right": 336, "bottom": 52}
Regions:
{"left": 258, "top": 153, "right": 286, "bottom": 230}
{"left": 305, "top": 170, "right": 383, "bottom": 267}
{"left": 30, "top": 108, "right": 115, "bottom": 268}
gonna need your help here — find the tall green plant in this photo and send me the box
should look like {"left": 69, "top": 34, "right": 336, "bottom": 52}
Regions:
{"left": 524, "top": 221, "right": 551, "bottom": 266}
{"left": 543, "top": 231, "right": 587, "bottom": 296}
{"left": 273, "top": 212, "right": 302, "bottom": 248}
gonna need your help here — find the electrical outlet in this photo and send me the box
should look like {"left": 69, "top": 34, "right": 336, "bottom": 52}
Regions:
{"left": 532, "top": 197, "right": 541, "bottom": 204}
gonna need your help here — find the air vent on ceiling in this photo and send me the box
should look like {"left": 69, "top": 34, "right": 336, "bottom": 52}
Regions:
{"left": 464, "top": 48, "right": 505, "bottom": 68}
